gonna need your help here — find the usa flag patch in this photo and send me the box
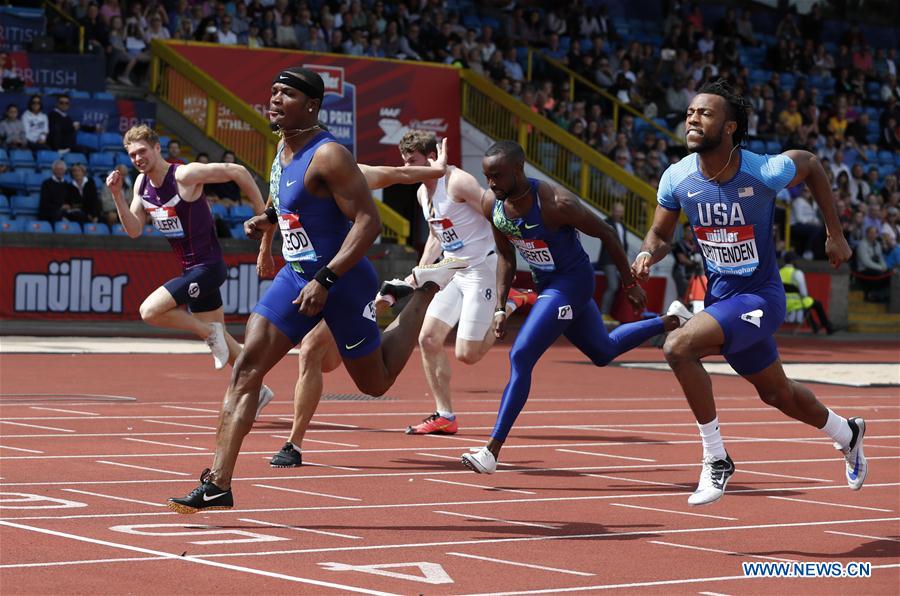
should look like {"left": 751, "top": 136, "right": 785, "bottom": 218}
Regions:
{"left": 738, "top": 186, "right": 754, "bottom": 198}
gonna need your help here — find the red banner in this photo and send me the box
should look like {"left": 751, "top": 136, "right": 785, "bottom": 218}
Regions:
{"left": 169, "top": 42, "right": 461, "bottom": 167}
{"left": 1, "top": 246, "right": 279, "bottom": 321}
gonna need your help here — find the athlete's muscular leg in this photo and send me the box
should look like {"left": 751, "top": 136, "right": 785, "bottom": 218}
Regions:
{"left": 139, "top": 286, "right": 213, "bottom": 338}
{"left": 744, "top": 359, "right": 828, "bottom": 427}
{"left": 662, "top": 312, "right": 727, "bottom": 424}
{"left": 289, "top": 321, "right": 342, "bottom": 446}
{"left": 419, "top": 317, "right": 455, "bottom": 413}
{"left": 343, "top": 285, "right": 440, "bottom": 397}
{"left": 207, "top": 313, "right": 294, "bottom": 489}
{"left": 194, "top": 307, "right": 241, "bottom": 366}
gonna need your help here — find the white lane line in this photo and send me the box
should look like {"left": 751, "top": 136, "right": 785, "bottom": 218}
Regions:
{"left": 0, "top": 519, "right": 397, "bottom": 595}
{"left": 416, "top": 452, "right": 517, "bottom": 469}
{"left": 423, "top": 434, "right": 486, "bottom": 444}
{"left": 556, "top": 449, "right": 655, "bottom": 463}
{"left": 62, "top": 488, "right": 166, "bottom": 508}
{"left": 30, "top": 407, "right": 99, "bottom": 416}
{"left": 434, "top": 510, "right": 557, "bottom": 530}
{"left": 124, "top": 438, "right": 208, "bottom": 451}
{"left": 698, "top": 592, "right": 732, "bottom": 596}
{"left": 0, "top": 556, "right": 167, "bottom": 569}
{"left": 96, "top": 460, "right": 190, "bottom": 476}
{"left": 767, "top": 495, "right": 893, "bottom": 512}
{"left": 311, "top": 422, "right": 359, "bottom": 429}
{"left": 0, "top": 445, "right": 44, "bottom": 454}
{"left": 649, "top": 540, "right": 795, "bottom": 562}
{"left": 161, "top": 405, "right": 219, "bottom": 413}
{"left": 0, "top": 420, "right": 74, "bottom": 433}
{"left": 583, "top": 473, "right": 688, "bottom": 488}
{"left": 299, "top": 461, "right": 360, "bottom": 472}
{"left": 145, "top": 419, "right": 216, "bottom": 430}
{"left": 425, "top": 478, "right": 535, "bottom": 495}
{"left": 825, "top": 530, "right": 900, "bottom": 542}
{"left": 253, "top": 484, "right": 361, "bottom": 502}
{"left": 301, "top": 439, "right": 360, "bottom": 447}
{"left": 611, "top": 503, "right": 738, "bottom": 521}
{"left": 736, "top": 469, "right": 831, "bottom": 483}
{"left": 446, "top": 552, "right": 594, "bottom": 577}
{"left": 240, "top": 517, "right": 361, "bottom": 540}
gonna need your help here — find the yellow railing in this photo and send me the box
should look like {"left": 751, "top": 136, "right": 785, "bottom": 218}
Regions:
{"left": 526, "top": 49, "right": 682, "bottom": 147}
{"left": 460, "top": 69, "right": 657, "bottom": 236}
{"left": 149, "top": 39, "right": 409, "bottom": 244}
{"left": 43, "top": 1, "right": 84, "bottom": 54}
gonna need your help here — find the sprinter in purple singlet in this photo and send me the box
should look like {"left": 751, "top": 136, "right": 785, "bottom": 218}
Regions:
{"left": 106, "top": 125, "right": 273, "bottom": 414}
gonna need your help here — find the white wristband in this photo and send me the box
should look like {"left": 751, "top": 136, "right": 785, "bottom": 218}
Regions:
{"left": 636, "top": 251, "right": 652, "bottom": 261}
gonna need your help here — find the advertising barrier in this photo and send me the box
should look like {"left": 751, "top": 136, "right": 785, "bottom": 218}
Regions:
{"left": 4, "top": 91, "right": 156, "bottom": 134}
{"left": 169, "top": 42, "right": 461, "bottom": 167}
{"left": 1, "top": 245, "right": 279, "bottom": 321}
{"left": 0, "top": 7, "right": 45, "bottom": 52}
{"left": 7, "top": 51, "right": 107, "bottom": 91}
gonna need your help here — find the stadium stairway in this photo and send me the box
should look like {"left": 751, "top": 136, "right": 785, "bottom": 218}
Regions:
{"left": 846, "top": 290, "right": 900, "bottom": 334}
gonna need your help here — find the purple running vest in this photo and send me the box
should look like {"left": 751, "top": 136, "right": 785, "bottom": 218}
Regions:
{"left": 139, "top": 165, "right": 222, "bottom": 269}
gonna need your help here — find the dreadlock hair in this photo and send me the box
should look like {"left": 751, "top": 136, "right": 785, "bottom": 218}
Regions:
{"left": 485, "top": 140, "right": 526, "bottom": 164}
{"left": 697, "top": 78, "right": 750, "bottom": 147}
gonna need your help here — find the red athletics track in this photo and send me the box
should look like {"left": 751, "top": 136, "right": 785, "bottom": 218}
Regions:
{"left": 1, "top": 336, "right": 898, "bottom": 595}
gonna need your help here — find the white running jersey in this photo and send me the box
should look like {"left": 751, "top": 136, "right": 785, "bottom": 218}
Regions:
{"left": 420, "top": 168, "right": 494, "bottom": 265}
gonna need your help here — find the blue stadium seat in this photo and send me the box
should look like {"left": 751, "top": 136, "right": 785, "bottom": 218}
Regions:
{"left": 63, "top": 152, "right": 88, "bottom": 167}
{"left": 88, "top": 152, "right": 115, "bottom": 175}
{"left": 111, "top": 223, "right": 129, "bottom": 236}
{"left": 54, "top": 220, "right": 83, "bottom": 234}
{"left": 115, "top": 152, "right": 132, "bottom": 167}
{"left": 878, "top": 165, "right": 895, "bottom": 179}
{"left": 93, "top": 91, "right": 115, "bottom": 101}
{"left": 143, "top": 223, "right": 159, "bottom": 236}
{"left": 76, "top": 131, "right": 101, "bottom": 152}
{"left": 230, "top": 223, "right": 245, "bottom": 239}
{"left": 70, "top": 90, "right": 91, "bottom": 99}
{"left": 0, "top": 148, "right": 8, "bottom": 167}
{"left": 895, "top": 154, "right": 900, "bottom": 168}
{"left": 227, "top": 204, "right": 254, "bottom": 225}
{"left": 100, "top": 132, "right": 124, "bottom": 151}
{"left": 878, "top": 151, "right": 894, "bottom": 165}
{"left": 210, "top": 203, "right": 229, "bottom": 220}
{"left": 36, "top": 149, "right": 59, "bottom": 170}
{"left": 25, "top": 171, "right": 46, "bottom": 193}
{"left": 0, "top": 195, "right": 9, "bottom": 217}
{"left": 24, "top": 220, "right": 53, "bottom": 233}
{"left": 11, "top": 194, "right": 39, "bottom": 217}
{"left": 0, "top": 219, "right": 25, "bottom": 232}
{"left": 82, "top": 222, "right": 110, "bottom": 235}
{"left": 765, "top": 140, "right": 781, "bottom": 154}
{"left": 10, "top": 149, "right": 36, "bottom": 170}
{"left": 749, "top": 139, "right": 766, "bottom": 154}
{"left": 0, "top": 170, "right": 27, "bottom": 193}
{"left": 158, "top": 135, "right": 171, "bottom": 150}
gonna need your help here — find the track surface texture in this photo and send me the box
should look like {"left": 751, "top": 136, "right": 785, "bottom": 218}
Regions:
{"left": 1, "top": 335, "right": 898, "bottom": 595}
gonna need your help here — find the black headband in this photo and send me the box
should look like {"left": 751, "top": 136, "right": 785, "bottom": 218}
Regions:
{"left": 273, "top": 70, "right": 324, "bottom": 100}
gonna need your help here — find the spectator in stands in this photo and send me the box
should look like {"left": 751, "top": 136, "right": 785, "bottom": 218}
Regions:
{"left": 276, "top": 13, "right": 299, "bottom": 48}
{"left": 100, "top": 0, "right": 121, "bottom": 25}
{"left": 604, "top": 149, "right": 633, "bottom": 199}
{"left": 38, "top": 160, "right": 74, "bottom": 224}
{"left": 399, "top": 23, "right": 426, "bottom": 61}
{"left": 106, "top": 15, "right": 129, "bottom": 83}
{"left": 791, "top": 187, "right": 826, "bottom": 260}
{"left": 780, "top": 251, "right": 836, "bottom": 334}
{"left": 48, "top": 94, "right": 98, "bottom": 153}
{"left": 66, "top": 163, "right": 102, "bottom": 223}
{"left": 216, "top": 15, "right": 237, "bottom": 45}
{"left": 879, "top": 114, "right": 899, "bottom": 151}
{"left": 0, "top": 104, "right": 27, "bottom": 149}
{"left": 503, "top": 47, "right": 525, "bottom": 82}
{"left": 883, "top": 206, "right": 900, "bottom": 247}
{"left": 830, "top": 149, "right": 851, "bottom": 180}
{"left": 99, "top": 163, "right": 128, "bottom": 225}
{"left": 0, "top": 52, "right": 24, "bottom": 93}
{"left": 848, "top": 163, "right": 870, "bottom": 205}
{"left": 166, "top": 140, "right": 187, "bottom": 165}
{"left": 777, "top": 99, "right": 803, "bottom": 144}
{"left": 303, "top": 26, "right": 327, "bottom": 52}
{"left": 671, "top": 221, "right": 702, "bottom": 302}
{"left": 80, "top": 2, "right": 110, "bottom": 59}
{"left": 204, "top": 150, "right": 241, "bottom": 206}
{"left": 856, "top": 225, "right": 890, "bottom": 302}
{"left": 22, "top": 95, "right": 49, "bottom": 151}
{"left": 120, "top": 21, "right": 151, "bottom": 85}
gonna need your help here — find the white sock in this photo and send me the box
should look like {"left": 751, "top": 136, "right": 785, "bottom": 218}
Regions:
{"left": 698, "top": 417, "right": 726, "bottom": 460}
{"left": 821, "top": 409, "right": 852, "bottom": 448}
{"left": 437, "top": 411, "right": 455, "bottom": 420}
{"left": 289, "top": 442, "right": 302, "bottom": 454}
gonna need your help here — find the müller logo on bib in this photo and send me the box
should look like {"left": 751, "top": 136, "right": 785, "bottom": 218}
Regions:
{"left": 694, "top": 224, "right": 759, "bottom": 277}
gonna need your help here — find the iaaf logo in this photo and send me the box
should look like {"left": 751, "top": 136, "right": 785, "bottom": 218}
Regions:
{"left": 304, "top": 64, "right": 344, "bottom": 95}
{"left": 378, "top": 116, "right": 449, "bottom": 145}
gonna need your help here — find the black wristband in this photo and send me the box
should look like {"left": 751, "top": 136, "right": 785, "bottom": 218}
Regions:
{"left": 314, "top": 266, "right": 339, "bottom": 290}
{"left": 264, "top": 205, "right": 278, "bottom": 224}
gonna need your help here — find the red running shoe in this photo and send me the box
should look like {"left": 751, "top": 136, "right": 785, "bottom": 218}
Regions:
{"left": 406, "top": 413, "right": 459, "bottom": 435}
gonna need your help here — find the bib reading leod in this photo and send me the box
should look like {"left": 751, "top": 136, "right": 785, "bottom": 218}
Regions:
{"left": 694, "top": 224, "right": 759, "bottom": 276}
{"left": 279, "top": 213, "right": 318, "bottom": 262}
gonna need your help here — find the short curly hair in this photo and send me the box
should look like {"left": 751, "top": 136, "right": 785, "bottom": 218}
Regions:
{"left": 697, "top": 78, "right": 750, "bottom": 146}
{"left": 398, "top": 130, "right": 437, "bottom": 157}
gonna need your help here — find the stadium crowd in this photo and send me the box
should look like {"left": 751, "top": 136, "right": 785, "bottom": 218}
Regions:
{"left": 4, "top": 1, "right": 899, "bottom": 294}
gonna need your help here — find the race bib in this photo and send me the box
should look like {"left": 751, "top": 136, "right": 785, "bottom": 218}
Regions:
{"left": 694, "top": 225, "right": 759, "bottom": 276}
{"left": 279, "top": 214, "right": 318, "bottom": 262}
{"left": 429, "top": 217, "right": 463, "bottom": 252}
{"left": 148, "top": 206, "right": 184, "bottom": 238}
{"left": 511, "top": 237, "right": 555, "bottom": 272}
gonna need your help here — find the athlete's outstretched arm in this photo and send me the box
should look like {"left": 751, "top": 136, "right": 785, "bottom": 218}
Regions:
{"left": 358, "top": 137, "right": 448, "bottom": 189}
{"left": 783, "top": 149, "right": 852, "bottom": 268}
{"left": 482, "top": 191, "right": 516, "bottom": 338}
{"left": 633, "top": 205, "right": 680, "bottom": 281}
{"left": 174, "top": 162, "right": 264, "bottom": 212}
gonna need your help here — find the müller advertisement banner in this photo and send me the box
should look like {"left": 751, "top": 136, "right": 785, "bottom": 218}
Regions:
{"left": 1, "top": 246, "right": 278, "bottom": 321}
{"left": 169, "top": 42, "right": 461, "bottom": 167}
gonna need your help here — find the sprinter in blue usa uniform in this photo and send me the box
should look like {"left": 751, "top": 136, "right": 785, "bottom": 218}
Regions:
{"left": 632, "top": 79, "right": 865, "bottom": 506}
{"left": 460, "top": 140, "right": 687, "bottom": 474}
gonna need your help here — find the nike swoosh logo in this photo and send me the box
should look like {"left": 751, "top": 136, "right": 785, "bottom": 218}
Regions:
{"left": 524, "top": 223, "right": 540, "bottom": 229}
{"left": 536, "top": 294, "right": 551, "bottom": 299}
{"left": 848, "top": 454, "right": 860, "bottom": 480}
{"left": 202, "top": 491, "right": 228, "bottom": 502}
{"left": 286, "top": 180, "right": 297, "bottom": 187}
{"left": 345, "top": 338, "right": 366, "bottom": 350}
{"left": 687, "top": 191, "right": 702, "bottom": 197}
